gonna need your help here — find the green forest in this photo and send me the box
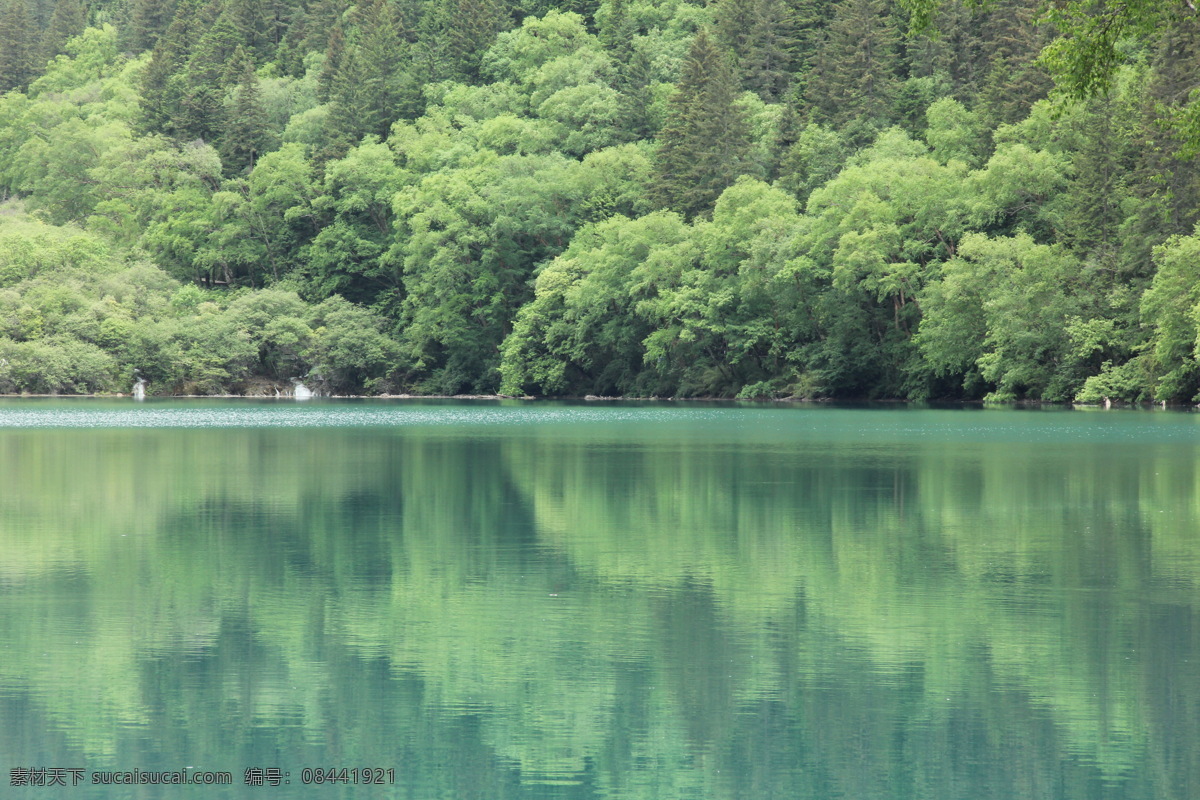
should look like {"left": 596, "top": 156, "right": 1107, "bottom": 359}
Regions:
{"left": 0, "top": 0, "right": 1198, "bottom": 400}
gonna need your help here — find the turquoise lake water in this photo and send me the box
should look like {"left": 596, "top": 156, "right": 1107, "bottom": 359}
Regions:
{"left": 1, "top": 400, "right": 1198, "bottom": 798}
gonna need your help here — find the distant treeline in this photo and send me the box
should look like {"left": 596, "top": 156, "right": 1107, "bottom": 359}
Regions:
{"left": 0, "top": 0, "right": 1198, "bottom": 400}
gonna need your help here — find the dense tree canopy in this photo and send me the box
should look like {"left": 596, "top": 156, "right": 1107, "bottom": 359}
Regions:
{"left": 0, "top": 0, "right": 1198, "bottom": 400}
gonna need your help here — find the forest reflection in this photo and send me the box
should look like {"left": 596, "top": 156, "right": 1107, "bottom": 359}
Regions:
{"left": 1, "top": 407, "right": 1197, "bottom": 799}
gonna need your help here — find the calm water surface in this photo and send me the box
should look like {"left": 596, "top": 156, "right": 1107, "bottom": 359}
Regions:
{"left": 1, "top": 400, "right": 1198, "bottom": 798}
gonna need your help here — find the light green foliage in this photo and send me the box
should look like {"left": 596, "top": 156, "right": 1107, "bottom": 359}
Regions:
{"left": 794, "top": 129, "right": 973, "bottom": 396}
{"left": 30, "top": 25, "right": 132, "bottom": 97}
{"left": 482, "top": 10, "right": 595, "bottom": 86}
{"left": 776, "top": 122, "right": 846, "bottom": 203}
{"left": 306, "top": 294, "right": 403, "bottom": 393}
{"left": 1037, "top": 0, "right": 1181, "bottom": 99}
{"left": 305, "top": 136, "right": 407, "bottom": 305}
{"left": 502, "top": 178, "right": 819, "bottom": 398}
{"left": 11, "top": 118, "right": 131, "bottom": 224}
{"left": 807, "top": 129, "right": 967, "bottom": 311}
{"left": 918, "top": 232, "right": 1094, "bottom": 400}
{"left": 639, "top": 178, "right": 806, "bottom": 396}
{"left": 86, "top": 135, "right": 218, "bottom": 244}
{"left": 924, "top": 96, "right": 984, "bottom": 166}
{"left": 393, "top": 149, "right": 633, "bottom": 393}
{"left": 737, "top": 90, "right": 784, "bottom": 177}
{"left": 471, "top": 12, "right": 627, "bottom": 157}
{"left": 965, "top": 141, "right": 1069, "bottom": 238}
{"left": 280, "top": 103, "right": 329, "bottom": 149}
{"left": 1141, "top": 230, "right": 1200, "bottom": 400}
{"left": 0, "top": 28, "right": 145, "bottom": 225}
{"left": 527, "top": 45, "right": 613, "bottom": 107}
{"left": 500, "top": 210, "right": 692, "bottom": 395}
{"left": 0, "top": 203, "right": 400, "bottom": 396}
{"left": 0, "top": 337, "right": 117, "bottom": 394}
{"left": 428, "top": 79, "right": 529, "bottom": 121}
{"left": 536, "top": 81, "right": 624, "bottom": 155}
{"left": 120, "top": 139, "right": 224, "bottom": 282}
{"left": 472, "top": 113, "right": 559, "bottom": 155}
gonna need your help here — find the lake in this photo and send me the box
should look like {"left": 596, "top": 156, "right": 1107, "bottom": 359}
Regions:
{"left": 1, "top": 400, "right": 1198, "bottom": 798}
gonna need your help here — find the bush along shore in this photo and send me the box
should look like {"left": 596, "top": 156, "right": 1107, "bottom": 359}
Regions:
{"left": 2, "top": 3, "right": 1200, "bottom": 403}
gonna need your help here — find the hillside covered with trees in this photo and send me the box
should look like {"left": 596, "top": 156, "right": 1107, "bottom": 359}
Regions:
{"left": 0, "top": 0, "right": 1198, "bottom": 400}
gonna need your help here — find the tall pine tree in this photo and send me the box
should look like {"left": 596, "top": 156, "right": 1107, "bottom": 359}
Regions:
{"left": 803, "top": 0, "right": 899, "bottom": 135}
{"left": 130, "top": 0, "right": 178, "bottom": 52}
{"left": 220, "top": 47, "right": 271, "bottom": 173}
{"left": 140, "top": 1, "right": 193, "bottom": 134}
{"left": 0, "top": 0, "right": 36, "bottom": 92}
{"left": 41, "top": 0, "right": 87, "bottom": 63}
{"left": 176, "top": 0, "right": 243, "bottom": 142}
{"left": 653, "top": 28, "right": 752, "bottom": 219}
{"left": 355, "top": 0, "right": 418, "bottom": 136}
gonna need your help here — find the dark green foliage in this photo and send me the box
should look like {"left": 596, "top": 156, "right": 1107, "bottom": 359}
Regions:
{"left": 803, "top": 0, "right": 899, "bottom": 136}
{"left": 416, "top": 0, "right": 509, "bottom": 83}
{"left": 714, "top": 0, "right": 797, "bottom": 101}
{"left": 174, "top": 2, "right": 243, "bottom": 142}
{"left": 316, "top": 19, "right": 345, "bottom": 103}
{"left": 0, "top": 0, "right": 36, "bottom": 91}
{"left": 138, "top": 0, "right": 202, "bottom": 134}
{"left": 220, "top": 48, "right": 272, "bottom": 173}
{"left": 352, "top": 0, "right": 419, "bottom": 137}
{"left": 130, "top": 0, "right": 177, "bottom": 51}
{"left": 973, "top": 0, "right": 1052, "bottom": 129}
{"left": 40, "top": 0, "right": 87, "bottom": 62}
{"left": 653, "top": 28, "right": 752, "bottom": 219}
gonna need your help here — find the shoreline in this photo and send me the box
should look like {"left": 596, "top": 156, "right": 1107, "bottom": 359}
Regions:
{"left": 0, "top": 393, "right": 1187, "bottom": 409}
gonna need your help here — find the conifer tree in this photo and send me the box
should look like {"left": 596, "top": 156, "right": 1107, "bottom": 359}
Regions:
{"left": 741, "top": 0, "right": 797, "bottom": 101}
{"left": 714, "top": 0, "right": 757, "bottom": 68}
{"left": 715, "top": 0, "right": 800, "bottom": 100}
{"left": 598, "top": 0, "right": 633, "bottom": 65}
{"left": 790, "top": 0, "right": 829, "bottom": 73}
{"left": 264, "top": 0, "right": 292, "bottom": 50}
{"left": 1063, "top": 97, "right": 1134, "bottom": 257}
{"left": 417, "top": 0, "right": 507, "bottom": 82}
{"left": 317, "top": 21, "right": 346, "bottom": 103}
{"left": 803, "top": 0, "right": 899, "bottom": 134}
{"left": 177, "top": 1, "right": 242, "bottom": 142}
{"left": 221, "top": 47, "right": 271, "bottom": 173}
{"left": 602, "top": 0, "right": 653, "bottom": 140}
{"left": 456, "top": 0, "right": 509, "bottom": 81}
{"left": 41, "top": 0, "right": 88, "bottom": 62}
{"left": 302, "top": 0, "right": 346, "bottom": 55}
{"left": 412, "top": 0, "right": 454, "bottom": 83}
{"left": 653, "top": 28, "right": 752, "bottom": 219}
{"left": 130, "top": 0, "right": 178, "bottom": 51}
{"left": 275, "top": 5, "right": 308, "bottom": 76}
{"left": 355, "top": 0, "right": 417, "bottom": 136}
{"left": 226, "top": 0, "right": 272, "bottom": 61}
{"left": 615, "top": 45, "right": 657, "bottom": 141}
{"left": 1139, "top": 12, "right": 1200, "bottom": 238}
{"left": 139, "top": 5, "right": 191, "bottom": 134}
{"left": 0, "top": 0, "right": 36, "bottom": 92}
{"left": 975, "top": 0, "right": 1051, "bottom": 127}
